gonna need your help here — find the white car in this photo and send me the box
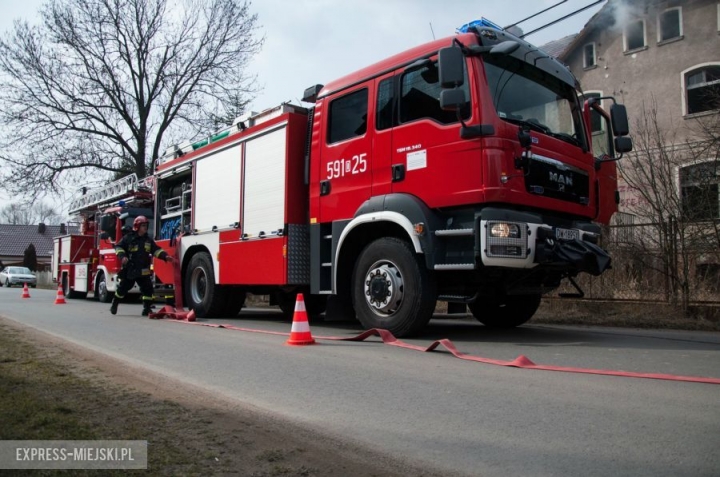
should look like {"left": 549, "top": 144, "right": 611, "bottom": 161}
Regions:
{"left": 0, "top": 266, "right": 37, "bottom": 288}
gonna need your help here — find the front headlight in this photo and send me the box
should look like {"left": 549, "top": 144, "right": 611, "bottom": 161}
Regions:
{"left": 490, "top": 223, "right": 521, "bottom": 238}
{"left": 486, "top": 221, "right": 527, "bottom": 259}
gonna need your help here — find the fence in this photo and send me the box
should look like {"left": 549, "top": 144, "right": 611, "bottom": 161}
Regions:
{"left": 556, "top": 219, "right": 720, "bottom": 305}
{"left": 36, "top": 271, "right": 54, "bottom": 288}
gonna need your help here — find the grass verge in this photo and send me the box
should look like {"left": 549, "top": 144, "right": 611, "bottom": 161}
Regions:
{"left": 0, "top": 321, "right": 420, "bottom": 477}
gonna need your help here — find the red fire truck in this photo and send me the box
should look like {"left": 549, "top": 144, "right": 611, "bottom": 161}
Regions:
{"left": 52, "top": 174, "right": 155, "bottom": 302}
{"left": 152, "top": 20, "right": 632, "bottom": 337}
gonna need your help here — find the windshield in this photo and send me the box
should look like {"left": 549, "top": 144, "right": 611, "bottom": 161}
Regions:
{"left": 10, "top": 267, "right": 33, "bottom": 274}
{"left": 483, "top": 55, "right": 586, "bottom": 149}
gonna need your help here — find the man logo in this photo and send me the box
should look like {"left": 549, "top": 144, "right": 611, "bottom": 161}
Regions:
{"left": 549, "top": 172, "right": 573, "bottom": 189}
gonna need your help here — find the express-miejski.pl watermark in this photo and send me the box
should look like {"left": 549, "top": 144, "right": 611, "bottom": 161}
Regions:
{"left": 0, "top": 440, "right": 147, "bottom": 469}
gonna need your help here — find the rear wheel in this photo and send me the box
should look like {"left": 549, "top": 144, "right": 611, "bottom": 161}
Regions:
{"left": 95, "top": 272, "right": 112, "bottom": 303}
{"left": 468, "top": 294, "right": 542, "bottom": 328}
{"left": 62, "top": 274, "right": 87, "bottom": 299}
{"left": 184, "top": 252, "right": 226, "bottom": 317}
{"left": 352, "top": 238, "right": 436, "bottom": 337}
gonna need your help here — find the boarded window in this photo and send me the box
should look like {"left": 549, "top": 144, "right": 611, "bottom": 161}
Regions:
{"left": 686, "top": 65, "right": 720, "bottom": 115}
{"left": 681, "top": 161, "right": 720, "bottom": 220}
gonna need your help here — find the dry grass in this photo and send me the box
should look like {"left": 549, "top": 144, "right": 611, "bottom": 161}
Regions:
{"left": 0, "top": 321, "right": 433, "bottom": 477}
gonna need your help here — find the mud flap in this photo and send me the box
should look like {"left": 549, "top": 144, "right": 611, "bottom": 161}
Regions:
{"left": 552, "top": 239, "right": 611, "bottom": 276}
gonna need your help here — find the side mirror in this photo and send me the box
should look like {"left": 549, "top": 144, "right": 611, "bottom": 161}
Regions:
{"left": 615, "top": 136, "right": 633, "bottom": 153}
{"left": 440, "top": 89, "right": 466, "bottom": 111}
{"left": 610, "top": 104, "right": 629, "bottom": 136}
{"left": 490, "top": 40, "right": 520, "bottom": 56}
{"left": 439, "top": 47, "right": 465, "bottom": 88}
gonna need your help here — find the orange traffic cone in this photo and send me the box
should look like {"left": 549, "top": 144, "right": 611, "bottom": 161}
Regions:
{"left": 286, "top": 294, "right": 316, "bottom": 346}
{"left": 54, "top": 285, "right": 67, "bottom": 305}
{"left": 21, "top": 283, "right": 31, "bottom": 299}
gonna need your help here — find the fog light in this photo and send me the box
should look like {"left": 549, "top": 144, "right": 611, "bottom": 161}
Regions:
{"left": 486, "top": 221, "right": 527, "bottom": 259}
{"left": 490, "top": 222, "right": 520, "bottom": 238}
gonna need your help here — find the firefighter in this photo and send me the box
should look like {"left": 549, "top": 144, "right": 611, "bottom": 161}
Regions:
{"left": 110, "top": 216, "right": 175, "bottom": 316}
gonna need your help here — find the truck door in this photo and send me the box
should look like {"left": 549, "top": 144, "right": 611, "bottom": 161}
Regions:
{"left": 390, "top": 58, "right": 479, "bottom": 209}
{"left": 317, "top": 85, "right": 373, "bottom": 222}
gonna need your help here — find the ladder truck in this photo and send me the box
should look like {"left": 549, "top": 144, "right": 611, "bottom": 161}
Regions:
{"left": 152, "top": 19, "right": 632, "bottom": 337}
{"left": 52, "top": 174, "right": 156, "bottom": 301}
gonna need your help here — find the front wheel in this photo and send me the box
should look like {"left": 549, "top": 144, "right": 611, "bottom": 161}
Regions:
{"left": 95, "top": 272, "right": 112, "bottom": 303}
{"left": 184, "top": 252, "right": 226, "bottom": 318}
{"left": 352, "top": 238, "right": 436, "bottom": 337}
{"left": 468, "top": 294, "right": 542, "bottom": 328}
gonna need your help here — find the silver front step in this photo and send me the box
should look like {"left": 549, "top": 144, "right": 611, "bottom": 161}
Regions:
{"left": 434, "top": 263, "right": 475, "bottom": 270}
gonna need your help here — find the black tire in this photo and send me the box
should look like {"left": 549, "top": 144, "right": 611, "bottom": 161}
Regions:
{"left": 95, "top": 272, "right": 112, "bottom": 303}
{"left": 352, "top": 238, "right": 436, "bottom": 337}
{"left": 468, "top": 294, "right": 542, "bottom": 328}
{"left": 61, "top": 274, "right": 86, "bottom": 299}
{"left": 221, "top": 287, "right": 247, "bottom": 318}
{"left": 184, "top": 252, "right": 227, "bottom": 317}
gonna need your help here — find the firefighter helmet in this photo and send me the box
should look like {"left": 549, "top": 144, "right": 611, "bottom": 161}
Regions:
{"left": 133, "top": 215, "right": 149, "bottom": 230}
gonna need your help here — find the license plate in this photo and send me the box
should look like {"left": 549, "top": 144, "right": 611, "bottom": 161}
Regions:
{"left": 555, "top": 227, "right": 580, "bottom": 241}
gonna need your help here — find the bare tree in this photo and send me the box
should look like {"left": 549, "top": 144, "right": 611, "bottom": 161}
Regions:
{"left": 0, "top": 0, "right": 263, "bottom": 199}
{"left": 617, "top": 97, "right": 720, "bottom": 310}
{"left": 0, "top": 202, "right": 63, "bottom": 225}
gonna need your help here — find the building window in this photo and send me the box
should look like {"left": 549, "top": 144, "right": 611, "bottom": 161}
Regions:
{"left": 681, "top": 161, "right": 720, "bottom": 220}
{"left": 624, "top": 20, "right": 645, "bottom": 51}
{"left": 685, "top": 65, "right": 720, "bottom": 115}
{"left": 327, "top": 88, "right": 368, "bottom": 144}
{"left": 584, "top": 92, "right": 603, "bottom": 133}
{"left": 583, "top": 43, "right": 596, "bottom": 68}
{"left": 658, "top": 7, "right": 682, "bottom": 42}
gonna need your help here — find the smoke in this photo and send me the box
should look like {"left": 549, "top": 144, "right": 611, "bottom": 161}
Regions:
{"left": 604, "top": 0, "right": 646, "bottom": 32}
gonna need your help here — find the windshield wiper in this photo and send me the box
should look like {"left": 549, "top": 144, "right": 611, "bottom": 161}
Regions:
{"left": 547, "top": 131, "right": 581, "bottom": 148}
{"left": 504, "top": 117, "right": 550, "bottom": 135}
{"left": 504, "top": 117, "right": 581, "bottom": 148}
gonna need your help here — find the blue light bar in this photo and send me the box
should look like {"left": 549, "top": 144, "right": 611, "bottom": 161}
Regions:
{"left": 456, "top": 17, "right": 504, "bottom": 34}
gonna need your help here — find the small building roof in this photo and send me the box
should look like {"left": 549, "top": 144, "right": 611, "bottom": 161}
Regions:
{"left": 0, "top": 224, "right": 79, "bottom": 259}
{"left": 540, "top": 33, "right": 579, "bottom": 58}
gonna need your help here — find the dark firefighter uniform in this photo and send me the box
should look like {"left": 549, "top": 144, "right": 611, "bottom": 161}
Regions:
{"left": 110, "top": 218, "right": 172, "bottom": 316}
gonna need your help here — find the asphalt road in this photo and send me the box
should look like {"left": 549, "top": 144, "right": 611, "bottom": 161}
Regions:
{"left": 2, "top": 286, "right": 719, "bottom": 476}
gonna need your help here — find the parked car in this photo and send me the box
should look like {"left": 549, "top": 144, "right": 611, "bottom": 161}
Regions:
{"left": 0, "top": 266, "right": 37, "bottom": 288}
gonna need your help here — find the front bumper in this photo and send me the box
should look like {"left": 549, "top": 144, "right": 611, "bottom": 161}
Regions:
{"left": 477, "top": 208, "right": 610, "bottom": 276}
{"left": 9, "top": 277, "right": 37, "bottom": 286}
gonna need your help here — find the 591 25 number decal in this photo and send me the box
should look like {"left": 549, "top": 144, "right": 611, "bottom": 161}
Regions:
{"left": 326, "top": 153, "right": 367, "bottom": 179}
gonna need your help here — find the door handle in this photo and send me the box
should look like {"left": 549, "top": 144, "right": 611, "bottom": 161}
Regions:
{"left": 392, "top": 164, "right": 405, "bottom": 182}
{"left": 320, "top": 180, "right": 331, "bottom": 196}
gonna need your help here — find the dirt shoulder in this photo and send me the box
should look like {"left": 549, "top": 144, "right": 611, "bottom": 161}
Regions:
{"left": 0, "top": 317, "right": 439, "bottom": 477}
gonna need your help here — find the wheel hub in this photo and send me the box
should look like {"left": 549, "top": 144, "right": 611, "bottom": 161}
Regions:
{"left": 364, "top": 262, "right": 403, "bottom": 314}
{"left": 190, "top": 268, "right": 207, "bottom": 304}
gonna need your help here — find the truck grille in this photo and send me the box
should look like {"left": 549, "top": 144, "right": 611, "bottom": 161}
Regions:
{"left": 524, "top": 154, "right": 589, "bottom": 205}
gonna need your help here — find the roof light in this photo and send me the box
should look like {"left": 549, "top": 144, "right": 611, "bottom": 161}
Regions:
{"left": 456, "top": 17, "right": 504, "bottom": 34}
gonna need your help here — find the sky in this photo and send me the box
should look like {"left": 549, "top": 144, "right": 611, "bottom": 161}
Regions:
{"left": 0, "top": 0, "right": 606, "bottom": 210}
